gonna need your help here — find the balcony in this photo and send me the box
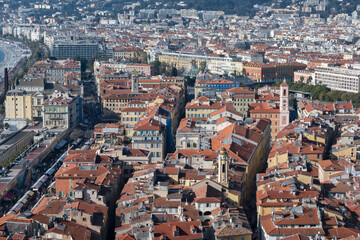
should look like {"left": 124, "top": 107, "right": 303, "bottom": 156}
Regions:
{"left": 49, "top": 116, "right": 64, "bottom": 120}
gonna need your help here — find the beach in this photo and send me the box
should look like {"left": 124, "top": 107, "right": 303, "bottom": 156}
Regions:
{"left": 0, "top": 39, "right": 31, "bottom": 79}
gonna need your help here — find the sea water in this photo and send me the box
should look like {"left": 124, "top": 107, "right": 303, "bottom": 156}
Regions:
{"left": 0, "top": 50, "right": 4, "bottom": 64}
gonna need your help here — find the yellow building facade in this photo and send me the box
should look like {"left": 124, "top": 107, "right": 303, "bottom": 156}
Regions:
{"left": 5, "top": 90, "right": 33, "bottom": 121}
{"left": 230, "top": 61, "right": 244, "bottom": 75}
{"left": 267, "top": 152, "right": 288, "bottom": 169}
{"left": 332, "top": 146, "right": 356, "bottom": 161}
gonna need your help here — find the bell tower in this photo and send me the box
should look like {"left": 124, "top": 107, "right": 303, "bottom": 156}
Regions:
{"left": 131, "top": 72, "right": 139, "bottom": 93}
{"left": 280, "top": 80, "right": 289, "bottom": 130}
{"left": 218, "top": 147, "right": 229, "bottom": 187}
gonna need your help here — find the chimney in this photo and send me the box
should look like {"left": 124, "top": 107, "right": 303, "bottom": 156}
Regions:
{"left": 4, "top": 68, "right": 8, "bottom": 94}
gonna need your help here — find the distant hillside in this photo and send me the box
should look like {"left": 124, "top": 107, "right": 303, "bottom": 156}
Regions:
{"left": 143, "top": 0, "right": 276, "bottom": 15}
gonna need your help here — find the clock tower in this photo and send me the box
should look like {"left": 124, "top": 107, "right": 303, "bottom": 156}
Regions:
{"left": 279, "top": 80, "right": 289, "bottom": 131}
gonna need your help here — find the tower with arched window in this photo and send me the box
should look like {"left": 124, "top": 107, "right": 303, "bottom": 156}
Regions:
{"left": 217, "top": 147, "right": 229, "bottom": 187}
{"left": 280, "top": 80, "right": 289, "bottom": 131}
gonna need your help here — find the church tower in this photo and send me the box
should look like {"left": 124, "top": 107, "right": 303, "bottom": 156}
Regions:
{"left": 279, "top": 80, "right": 289, "bottom": 131}
{"left": 218, "top": 147, "right": 229, "bottom": 187}
{"left": 131, "top": 72, "right": 139, "bottom": 93}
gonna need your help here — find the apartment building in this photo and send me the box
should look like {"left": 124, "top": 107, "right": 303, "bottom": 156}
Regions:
{"left": 294, "top": 69, "right": 315, "bottom": 84}
{"left": 33, "top": 59, "right": 81, "bottom": 84}
{"left": 113, "top": 46, "right": 143, "bottom": 60}
{"left": 194, "top": 78, "right": 237, "bottom": 98}
{"left": 55, "top": 165, "right": 121, "bottom": 199}
{"left": 51, "top": 40, "right": 100, "bottom": 60}
{"left": 243, "top": 62, "right": 306, "bottom": 83}
{"left": 43, "top": 91, "right": 81, "bottom": 129}
{"left": 185, "top": 96, "right": 233, "bottom": 118}
{"left": 121, "top": 107, "right": 147, "bottom": 128}
{"left": 5, "top": 90, "right": 33, "bottom": 121}
{"left": 236, "top": 51, "right": 264, "bottom": 63}
{"left": 132, "top": 117, "right": 166, "bottom": 162}
{"left": 159, "top": 51, "right": 232, "bottom": 75}
{"left": 222, "top": 87, "right": 256, "bottom": 115}
{"left": 126, "top": 63, "right": 154, "bottom": 76}
{"left": 315, "top": 63, "right": 360, "bottom": 93}
{"left": 94, "top": 123, "right": 125, "bottom": 147}
{"left": 5, "top": 90, "right": 45, "bottom": 128}
{"left": 260, "top": 207, "right": 324, "bottom": 239}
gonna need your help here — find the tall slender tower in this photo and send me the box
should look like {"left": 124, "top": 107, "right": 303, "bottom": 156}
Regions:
{"left": 4, "top": 68, "right": 9, "bottom": 95}
{"left": 131, "top": 72, "right": 139, "bottom": 93}
{"left": 279, "top": 80, "right": 289, "bottom": 130}
{"left": 217, "top": 147, "right": 229, "bottom": 187}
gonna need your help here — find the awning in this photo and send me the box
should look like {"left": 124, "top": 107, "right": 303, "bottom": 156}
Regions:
{"left": 11, "top": 202, "right": 23, "bottom": 213}
{"left": 32, "top": 174, "right": 49, "bottom": 190}
{"left": 41, "top": 175, "right": 48, "bottom": 182}
{"left": 55, "top": 140, "right": 68, "bottom": 150}
{"left": 20, "top": 197, "right": 28, "bottom": 205}
{"left": 27, "top": 191, "right": 34, "bottom": 197}
{"left": 32, "top": 180, "right": 44, "bottom": 190}
{"left": 45, "top": 168, "right": 55, "bottom": 176}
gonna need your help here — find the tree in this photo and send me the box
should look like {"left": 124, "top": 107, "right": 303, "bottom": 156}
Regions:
{"left": 327, "top": 91, "right": 338, "bottom": 101}
{"left": 151, "top": 61, "right": 161, "bottom": 75}
{"left": 199, "top": 61, "right": 207, "bottom": 72}
{"left": 231, "top": 70, "right": 237, "bottom": 78}
{"left": 308, "top": 76, "right": 313, "bottom": 84}
{"left": 299, "top": 76, "right": 304, "bottom": 83}
{"left": 185, "top": 76, "right": 196, "bottom": 87}
{"left": 171, "top": 67, "right": 178, "bottom": 77}
{"left": 84, "top": 130, "right": 93, "bottom": 139}
{"left": 340, "top": 93, "right": 349, "bottom": 102}
{"left": 70, "top": 129, "right": 84, "bottom": 141}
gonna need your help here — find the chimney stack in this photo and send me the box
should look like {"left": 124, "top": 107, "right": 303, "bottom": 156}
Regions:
{"left": 4, "top": 68, "right": 9, "bottom": 95}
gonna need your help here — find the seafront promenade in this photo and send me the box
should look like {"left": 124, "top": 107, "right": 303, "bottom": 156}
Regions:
{"left": 0, "top": 39, "right": 31, "bottom": 79}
